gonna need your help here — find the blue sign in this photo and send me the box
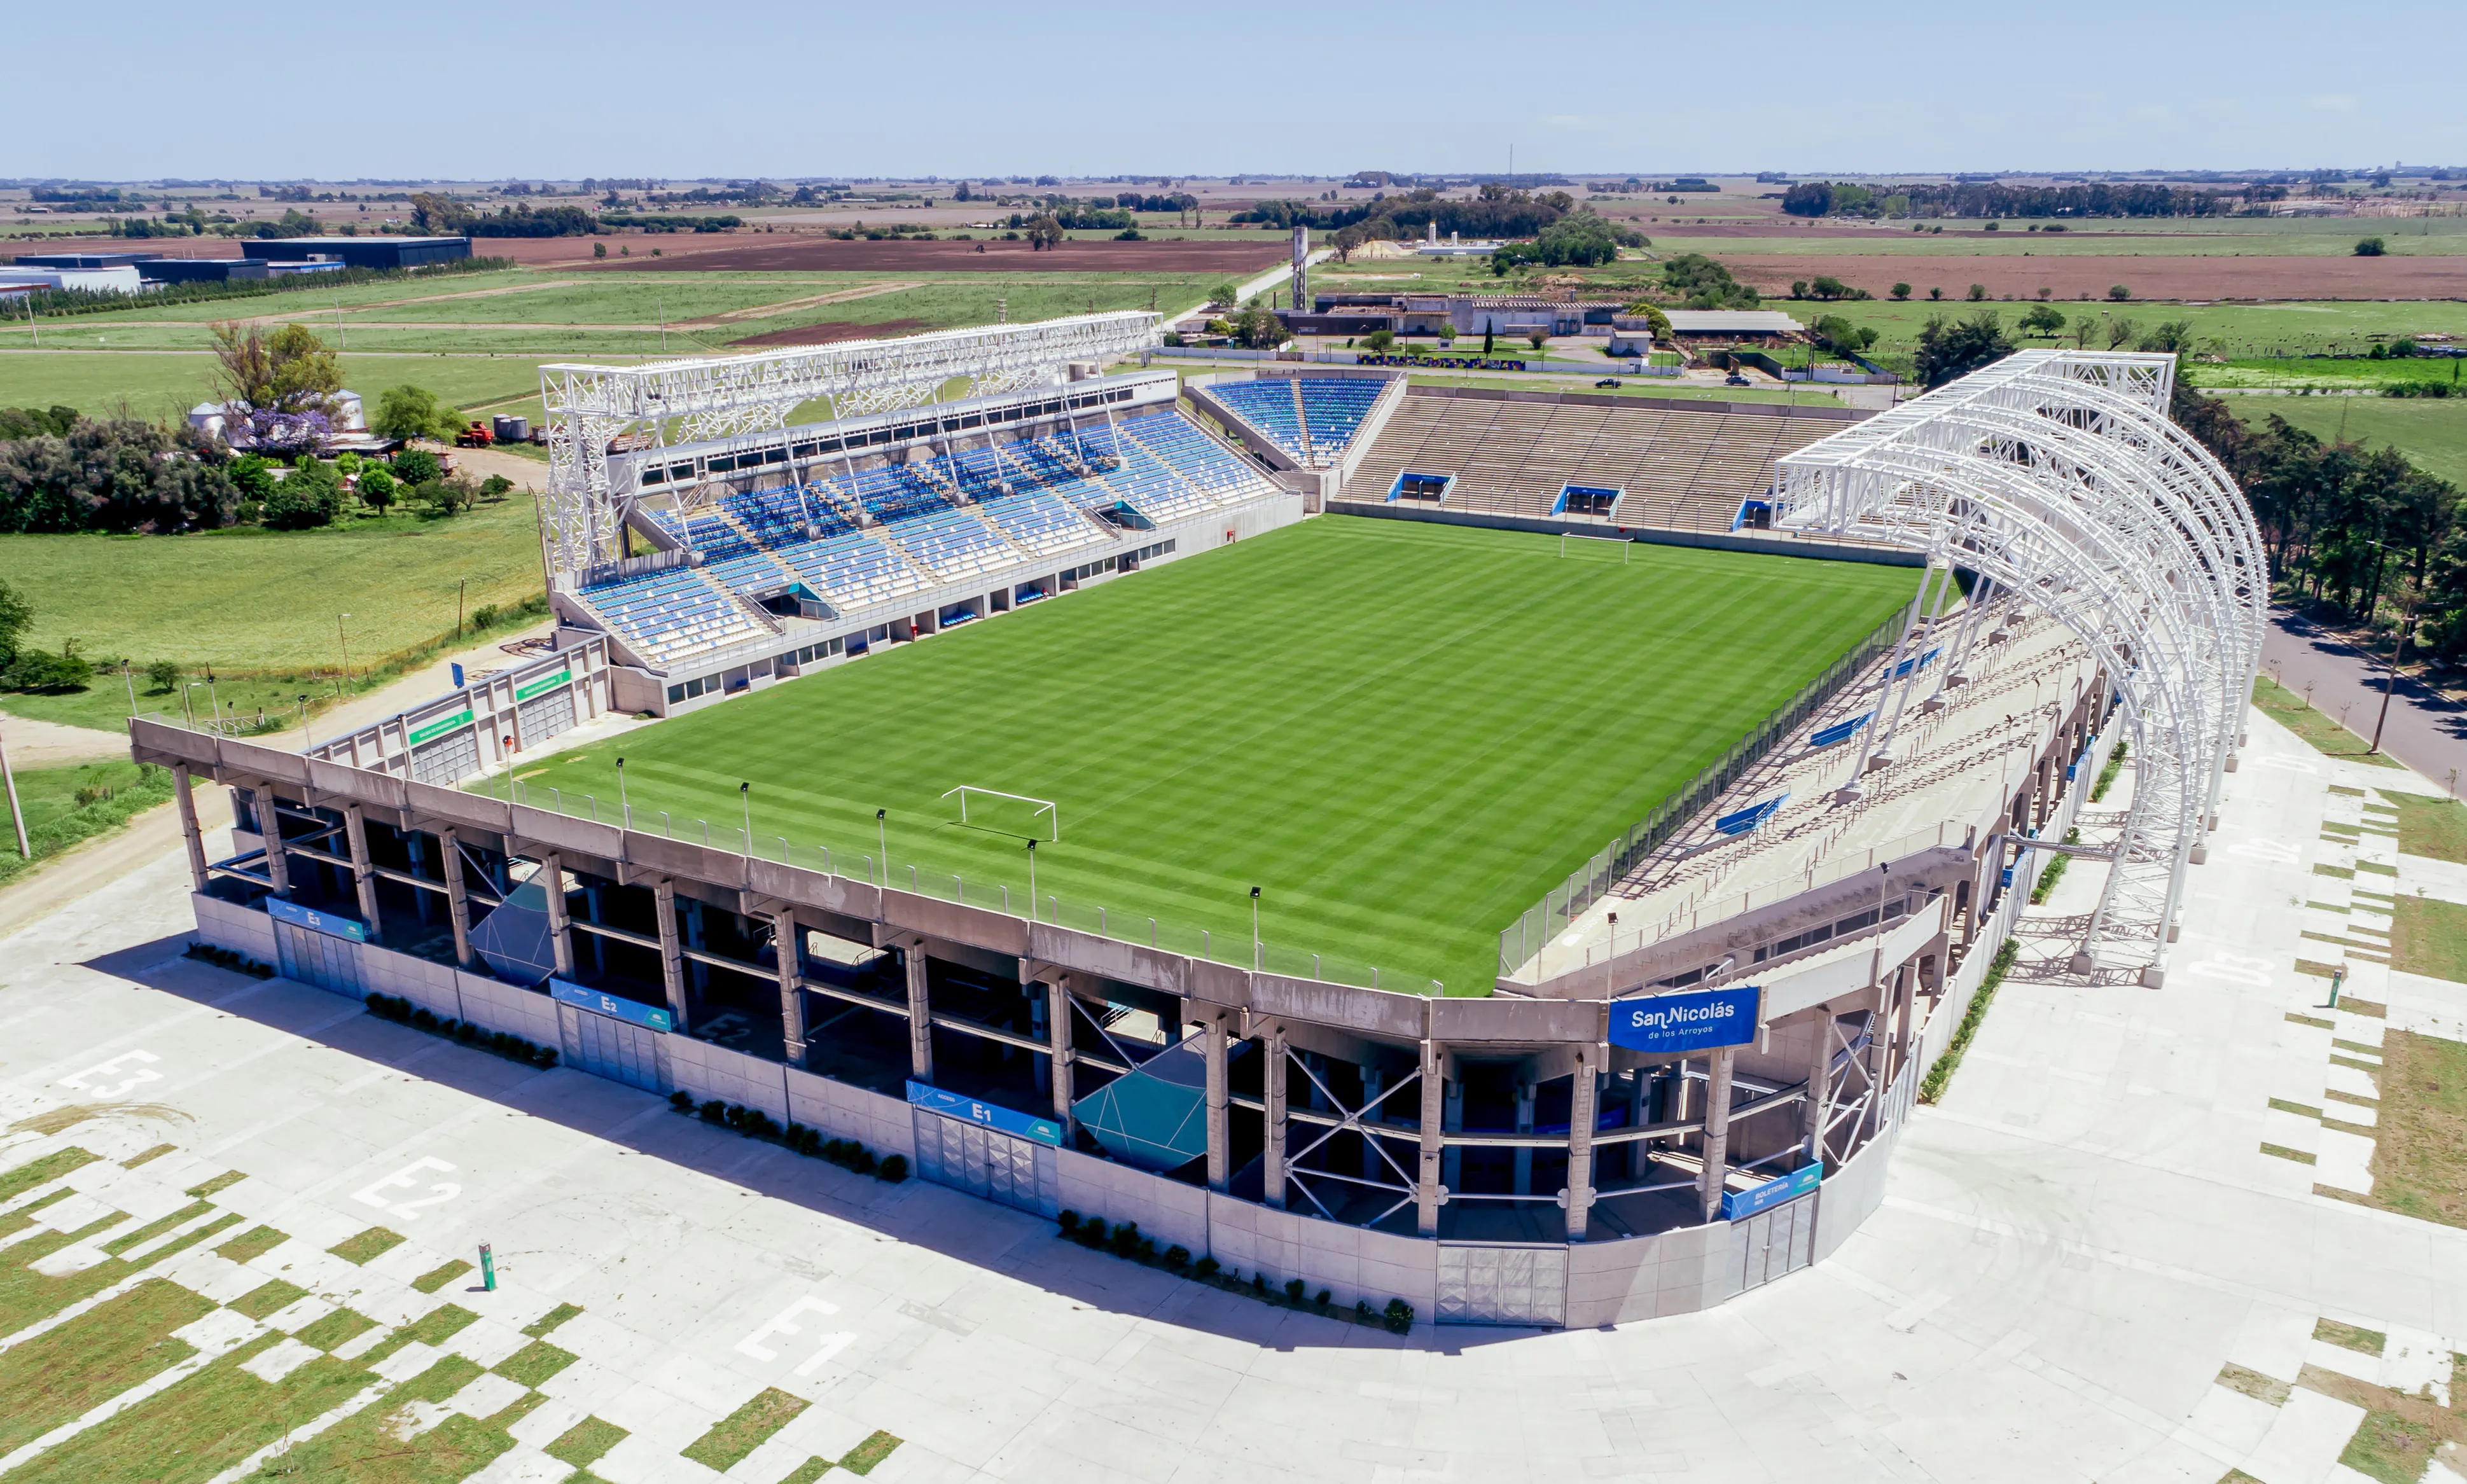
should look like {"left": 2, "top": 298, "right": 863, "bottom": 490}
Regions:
{"left": 1720, "top": 1162, "right": 1821, "bottom": 1221}
{"left": 906, "top": 1080, "right": 1063, "bottom": 1147}
{"left": 1714, "top": 794, "right": 1788, "bottom": 836}
{"left": 550, "top": 978, "right": 674, "bottom": 1033}
{"left": 1608, "top": 983, "right": 1761, "bottom": 1054}
{"left": 1809, "top": 712, "right": 1872, "bottom": 749}
{"left": 267, "top": 897, "right": 366, "bottom": 943}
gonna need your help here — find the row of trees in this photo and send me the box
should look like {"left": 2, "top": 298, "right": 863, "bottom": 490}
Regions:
{"left": 1782, "top": 180, "right": 2236, "bottom": 219}
{"left": 2170, "top": 386, "right": 2467, "bottom": 656}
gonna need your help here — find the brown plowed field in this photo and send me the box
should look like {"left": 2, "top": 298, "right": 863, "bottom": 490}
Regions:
{"left": 1718, "top": 253, "right": 2467, "bottom": 302}
{"left": 728, "top": 317, "right": 928, "bottom": 348}
{"left": 569, "top": 236, "right": 1289, "bottom": 274}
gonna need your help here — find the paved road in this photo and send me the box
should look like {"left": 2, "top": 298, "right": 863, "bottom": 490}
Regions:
{"left": 2262, "top": 606, "right": 2467, "bottom": 793}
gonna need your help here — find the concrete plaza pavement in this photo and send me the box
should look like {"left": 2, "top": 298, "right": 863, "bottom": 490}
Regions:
{"left": 0, "top": 702, "right": 2463, "bottom": 1481}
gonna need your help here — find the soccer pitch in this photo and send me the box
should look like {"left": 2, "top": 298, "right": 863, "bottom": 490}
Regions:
{"left": 525, "top": 518, "right": 1917, "bottom": 995}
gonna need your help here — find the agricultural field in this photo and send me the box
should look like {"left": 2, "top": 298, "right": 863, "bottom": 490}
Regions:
{"left": 0, "top": 352, "right": 578, "bottom": 425}
{"left": 511, "top": 517, "right": 1917, "bottom": 996}
{"left": 2246, "top": 397, "right": 2467, "bottom": 489}
{"left": 0, "top": 495, "right": 546, "bottom": 733}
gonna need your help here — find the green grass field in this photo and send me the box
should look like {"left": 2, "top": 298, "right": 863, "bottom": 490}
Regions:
{"left": 518, "top": 518, "right": 1916, "bottom": 995}
{"left": 0, "top": 496, "right": 545, "bottom": 731}
{"left": 2230, "top": 397, "right": 2467, "bottom": 489}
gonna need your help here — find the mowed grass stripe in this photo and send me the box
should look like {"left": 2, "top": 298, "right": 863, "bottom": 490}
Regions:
{"left": 529, "top": 518, "right": 1914, "bottom": 992}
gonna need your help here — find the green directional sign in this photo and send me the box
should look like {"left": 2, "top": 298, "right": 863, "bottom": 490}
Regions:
{"left": 514, "top": 669, "right": 573, "bottom": 702}
{"left": 407, "top": 709, "right": 474, "bottom": 746}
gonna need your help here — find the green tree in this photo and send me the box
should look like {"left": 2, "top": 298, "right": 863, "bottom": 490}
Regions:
{"left": 0, "top": 579, "right": 28, "bottom": 668}
{"left": 1621, "top": 302, "right": 1674, "bottom": 341}
{"left": 1914, "top": 310, "right": 2016, "bottom": 389}
{"left": 1966, "top": 283, "right": 1987, "bottom": 302}
{"left": 1890, "top": 282, "right": 1912, "bottom": 301}
{"left": 371, "top": 385, "right": 460, "bottom": 443}
{"left": 2019, "top": 303, "right": 2067, "bottom": 338}
{"left": 391, "top": 448, "right": 442, "bottom": 485}
{"left": 209, "top": 321, "right": 341, "bottom": 415}
{"left": 1361, "top": 328, "right": 1396, "bottom": 352}
{"left": 1526, "top": 329, "right": 1548, "bottom": 352}
{"left": 358, "top": 466, "right": 398, "bottom": 513}
{"left": 2137, "top": 319, "right": 2196, "bottom": 354}
{"left": 1482, "top": 322, "right": 1494, "bottom": 355}
{"left": 144, "top": 658, "right": 179, "bottom": 693}
{"left": 417, "top": 474, "right": 482, "bottom": 517}
{"left": 1207, "top": 281, "right": 1240, "bottom": 309}
{"left": 2354, "top": 237, "right": 2386, "bottom": 257}
{"left": 1024, "top": 214, "right": 1064, "bottom": 251}
{"left": 2108, "top": 284, "right": 2132, "bottom": 300}
{"left": 2103, "top": 316, "right": 2141, "bottom": 350}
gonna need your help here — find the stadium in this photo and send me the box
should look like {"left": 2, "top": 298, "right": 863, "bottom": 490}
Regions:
{"left": 130, "top": 314, "right": 2264, "bottom": 1330}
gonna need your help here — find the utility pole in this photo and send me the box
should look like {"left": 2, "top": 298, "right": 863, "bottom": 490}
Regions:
{"left": 2370, "top": 607, "right": 2415, "bottom": 754}
{"left": 0, "top": 716, "right": 27, "bottom": 861}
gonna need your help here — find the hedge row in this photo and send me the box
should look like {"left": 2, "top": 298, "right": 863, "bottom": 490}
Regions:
{"left": 184, "top": 942, "right": 274, "bottom": 978}
{"left": 1056, "top": 1210, "right": 1415, "bottom": 1333}
{"left": 364, "top": 992, "right": 559, "bottom": 1069}
{"left": 667, "top": 1092, "right": 908, "bottom": 1182}
{"left": 1917, "top": 939, "right": 2020, "bottom": 1104}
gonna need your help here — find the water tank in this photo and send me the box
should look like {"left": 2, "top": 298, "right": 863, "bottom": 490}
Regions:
{"left": 492, "top": 415, "right": 518, "bottom": 442}
{"left": 506, "top": 415, "right": 530, "bottom": 442}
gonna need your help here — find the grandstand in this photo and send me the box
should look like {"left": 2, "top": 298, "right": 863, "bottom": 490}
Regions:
{"left": 1343, "top": 386, "right": 1852, "bottom": 529}
{"left": 1202, "top": 375, "right": 1392, "bottom": 468}
{"left": 541, "top": 350, "right": 1294, "bottom": 709}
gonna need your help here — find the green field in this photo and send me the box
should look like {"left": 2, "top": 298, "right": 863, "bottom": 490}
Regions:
{"left": 2244, "top": 397, "right": 2467, "bottom": 488}
{"left": 0, "top": 496, "right": 545, "bottom": 731}
{"left": 0, "top": 351, "right": 593, "bottom": 424}
{"left": 516, "top": 518, "right": 1916, "bottom": 995}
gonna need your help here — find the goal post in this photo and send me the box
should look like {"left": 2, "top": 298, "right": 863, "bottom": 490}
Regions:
{"left": 942, "top": 786, "right": 1060, "bottom": 842}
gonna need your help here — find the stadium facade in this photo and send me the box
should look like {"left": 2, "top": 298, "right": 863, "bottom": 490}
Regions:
{"left": 131, "top": 321, "right": 2261, "bottom": 1329}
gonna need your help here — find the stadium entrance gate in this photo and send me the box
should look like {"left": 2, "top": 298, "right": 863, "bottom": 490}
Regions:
{"left": 912, "top": 1111, "right": 1055, "bottom": 1216}
{"left": 516, "top": 686, "right": 576, "bottom": 748}
{"left": 557, "top": 1002, "right": 666, "bottom": 1093}
{"left": 274, "top": 919, "right": 362, "bottom": 997}
{"left": 410, "top": 727, "right": 480, "bottom": 787}
{"left": 1729, "top": 1192, "right": 1817, "bottom": 1296}
{"left": 1435, "top": 1243, "right": 1567, "bottom": 1328}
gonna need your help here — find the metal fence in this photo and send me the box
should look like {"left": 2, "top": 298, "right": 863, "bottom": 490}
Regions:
{"left": 1495, "top": 607, "right": 1908, "bottom": 977}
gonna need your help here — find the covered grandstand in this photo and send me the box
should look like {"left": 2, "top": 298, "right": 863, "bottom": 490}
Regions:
{"left": 531, "top": 321, "right": 1298, "bottom": 714}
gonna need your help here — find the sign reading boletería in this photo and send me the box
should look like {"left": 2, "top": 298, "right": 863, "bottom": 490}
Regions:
{"left": 1608, "top": 983, "right": 1760, "bottom": 1054}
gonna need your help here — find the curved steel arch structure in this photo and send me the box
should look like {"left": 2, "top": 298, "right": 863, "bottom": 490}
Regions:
{"left": 1774, "top": 350, "right": 2264, "bottom": 985}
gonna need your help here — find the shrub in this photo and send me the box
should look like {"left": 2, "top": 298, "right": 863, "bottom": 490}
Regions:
{"left": 2108, "top": 284, "right": 2132, "bottom": 301}
{"left": 532, "top": 1045, "right": 557, "bottom": 1068}
{"left": 5, "top": 645, "right": 94, "bottom": 693}
{"left": 391, "top": 448, "right": 441, "bottom": 484}
{"left": 144, "top": 658, "right": 180, "bottom": 693}
{"left": 700, "top": 1099, "right": 726, "bottom": 1124}
{"left": 1163, "top": 1245, "right": 1190, "bottom": 1270}
{"left": 1384, "top": 1298, "right": 1414, "bottom": 1334}
{"left": 1194, "top": 1256, "right": 1220, "bottom": 1279}
{"left": 1251, "top": 1272, "right": 1267, "bottom": 1294}
{"left": 1356, "top": 1299, "right": 1373, "bottom": 1322}
{"left": 1284, "top": 1278, "right": 1306, "bottom": 1303}
{"left": 1109, "top": 1221, "right": 1141, "bottom": 1256}
{"left": 1059, "top": 1210, "right": 1081, "bottom": 1235}
{"left": 2355, "top": 237, "right": 2386, "bottom": 257}
{"left": 671, "top": 1090, "right": 694, "bottom": 1111}
{"left": 1315, "top": 1289, "right": 1331, "bottom": 1309}
{"left": 259, "top": 467, "right": 342, "bottom": 529}
{"left": 877, "top": 1154, "right": 907, "bottom": 1182}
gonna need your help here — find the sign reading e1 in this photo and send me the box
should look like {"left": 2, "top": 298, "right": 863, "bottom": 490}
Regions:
{"left": 905, "top": 1080, "right": 1062, "bottom": 1147}
{"left": 1608, "top": 983, "right": 1760, "bottom": 1055}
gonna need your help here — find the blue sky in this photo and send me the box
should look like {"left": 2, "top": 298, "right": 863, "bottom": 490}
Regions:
{"left": 6, "top": 0, "right": 2459, "bottom": 181}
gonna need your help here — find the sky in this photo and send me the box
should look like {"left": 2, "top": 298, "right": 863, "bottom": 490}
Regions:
{"left": 6, "top": 0, "right": 2462, "bottom": 182}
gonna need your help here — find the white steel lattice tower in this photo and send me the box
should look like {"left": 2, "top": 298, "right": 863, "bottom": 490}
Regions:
{"left": 536, "top": 313, "right": 1162, "bottom": 576}
{"left": 1774, "top": 350, "right": 2265, "bottom": 985}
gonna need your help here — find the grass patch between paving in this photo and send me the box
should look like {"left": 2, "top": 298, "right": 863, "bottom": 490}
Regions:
{"left": 328, "top": 1226, "right": 405, "bottom": 1265}
{"left": 2363, "top": 1029, "right": 2467, "bottom": 1230}
{"left": 682, "top": 1386, "right": 811, "bottom": 1473}
{"left": 0, "top": 1278, "right": 211, "bottom": 1455}
{"left": 239, "top": 1352, "right": 502, "bottom": 1484}
{"left": 2215, "top": 1363, "right": 2292, "bottom": 1406}
{"left": 521, "top": 1301, "right": 582, "bottom": 1338}
{"left": 11, "top": 1334, "right": 366, "bottom": 1483}
{"left": 0, "top": 1148, "right": 97, "bottom": 1203}
{"left": 214, "top": 1224, "right": 287, "bottom": 1264}
{"left": 2316, "top": 1318, "right": 2389, "bottom": 1356}
{"left": 296, "top": 1307, "right": 377, "bottom": 1351}
{"left": 229, "top": 1279, "right": 307, "bottom": 1321}
{"left": 546, "top": 1415, "right": 627, "bottom": 1469}
{"left": 2388, "top": 896, "right": 2467, "bottom": 984}
{"left": 410, "top": 1259, "right": 471, "bottom": 1294}
{"left": 492, "top": 1339, "right": 574, "bottom": 1388}
{"left": 2379, "top": 789, "right": 2467, "bottom": 864}
{"left": 2338, "top": 1408, "right": 2442, "bottom": 1484}
{"left": 2253, "top": 675, "right": 2405, "bottom": 768}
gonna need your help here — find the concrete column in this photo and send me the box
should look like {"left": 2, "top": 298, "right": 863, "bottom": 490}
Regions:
{"left": 1698, "top": 1045, "right": 1735, "bottom": 1224}
{"left": 1203, "top": 1009, "right": 1230, "bottom": 1193}
{"left": 1511, "top": 1077, "right": 1536, "bottom": 1195}
{"left": 258, "top": 789, "right": 290, "bottom": 897}
{"left": 682, "top": 899, "right": 708, "bottom": 992}
{"left": 653, "top": 878, "right": 688, "bottom": 1031}
{"left": 1564, "top": 1051, "right": 1598, "bottom": 1241}
{"left": 343, "top": 805, "right": 382, "bottom": 941}
{"left": 1892, "top": 963, "right": 1917, "bottom": 1099}
{"left": 540, "top": 852, "right": 573, "bottom": 979}
{"left": 1045, "top": 977, "right": 1073, "bottom": 1130}
{"left": 1261, "top": 1027, "right": 1287, "bottom": 1209}
{"left": 583, "top": 886, "right": 605, "bottom": 971}
{"left": 439, "top": 828, "right": 473, "bottom": 969}
{"left": 772, "top": 910, "right": 805, "bottom": 1066}
{"left": 172, "top": 764, "right": 209, "bottom": 894}
{"left": 1415, "top": 1038, "right": 1443, "bottom": 1238}
{"left": 406, "top": 835, "right": 433, "bottom": 925}
{"left": 903, "top": 936, "right": 933, "bottom": 1081}
{"left": 1625, "top": 1070, "right": 1648, "bottom": 1181}
{"left": 1802, "top": 1007, "right": 1833, "bottom": 1167}
{"left": 1441, "top": 1082, "right": 1464, "bottom": 1190}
